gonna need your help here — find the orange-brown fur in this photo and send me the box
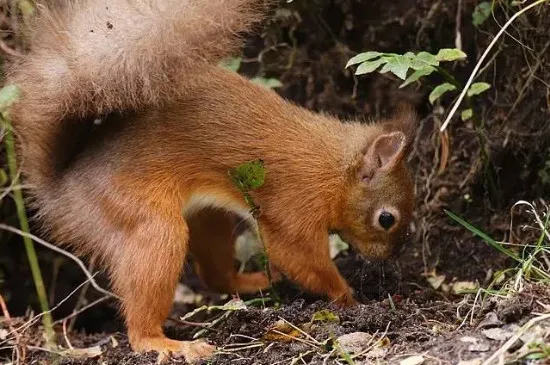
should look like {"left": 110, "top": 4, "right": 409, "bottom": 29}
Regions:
{"left": 7, "top": 0, "right": 416, "bottom": 361}
{"left": 188, "top": 208, "right": 278, "bottom": 294}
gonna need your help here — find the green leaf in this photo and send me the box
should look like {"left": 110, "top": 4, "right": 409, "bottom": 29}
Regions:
{"left": 526, "top": 352, "right": 546, "bottom": 360}
{"left": 399, "top": 66, "right": 436, "bottom": 88}
{"left": 0, "top": 169, "right": 7, "bottom": 186}
{"left": 219, "top": 57, "right": 242, "bottom": 72}
{"left": 435, "top": 48, "right": 467, "bottom": 62}
{"left": 228, "top": 159, "right": 266, "bottom": 193}
{"left": 445, "top": 210, "right": 521, "bottom": 262}
{"left": 18, "top": 0, "right": 35, "bottom": 17}
{"left": 0, "top": 84, "right": 20, "bottom": 114}
{"left": 416, "top": 52, "right": 439, "bottom": 66}
{"left": 461, "top": 108, "right": 473, "bottom": 121}
{"left": 429, "top": 83, "right": 456, "bottom": 104}
{"left": 346, "top": 51, "right": 382, "bottom": 68}
{"left": 473, "top": 2, "right": 492, "bottom": 27}
{"left": 355, "top": 58, "right": 386, "bottom": 75}
{"left": 408, "top": 52, "right": 439, "bottom": 70}
{"left": 251, "top": 77, "right": 283, "bottom": 89}
{"left": 329, "top": 234, "right": 349, "bottom": 259}
{"left": 311, "top": 309, "right": 340, "bottom": 323}
{"left": 379, "top": 57, "right": 410, "bottom": 80}
{"left": 467, "top": 82, "right": 491, "bottom": 97}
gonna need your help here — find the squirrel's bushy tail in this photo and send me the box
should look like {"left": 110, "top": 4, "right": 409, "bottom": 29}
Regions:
{"left": 8, "top": 0, "right": 267, "bottom": 194}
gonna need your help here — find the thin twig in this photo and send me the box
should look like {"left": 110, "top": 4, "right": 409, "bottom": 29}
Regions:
{"left": 0, "top": 276, "right": 100, "bottom": 348}
{"left": 0, "top": 294, "right": 25, "bottom": 363}
{"left": 481, "top": 313, "right": 550, "bottom": 365}
{"left": 0, "top": 224, "right": 118, "bottom": 299}
{"left": 68, "top": 258, "right": 97, "bottom": 331}
{"left": 53, "top": 296, "right": 111, "bottom": 325}
{"left": 440, "top": 0, "right": 550, "bottom": 131}
{"left": 62, "top": 319, "right": 74, "bottom": 350}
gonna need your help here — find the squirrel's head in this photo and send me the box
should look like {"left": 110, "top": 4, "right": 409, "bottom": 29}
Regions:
{"left": 338, "top": 107, "right": 416, "bottom": 261}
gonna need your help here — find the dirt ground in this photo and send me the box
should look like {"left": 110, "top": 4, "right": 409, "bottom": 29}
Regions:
{"left": 1, "top": 0, "right": 550, "bottom": 364}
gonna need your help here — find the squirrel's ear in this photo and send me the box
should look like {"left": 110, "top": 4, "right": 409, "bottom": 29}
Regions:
{"left": 381, "top": 103, "right": 417, "bottom": 146}
{"left": 360, "top": 131, "right": 407, "bottom": 181}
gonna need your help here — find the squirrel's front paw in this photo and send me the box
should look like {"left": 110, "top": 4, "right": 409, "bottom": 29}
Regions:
{"left": 132, "top": 336, "right": 216, "bottom": 363}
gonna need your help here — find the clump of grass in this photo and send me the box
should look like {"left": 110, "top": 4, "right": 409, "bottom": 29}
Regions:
{"left": 446, "top": 200, "right": 550, "bottom": 294}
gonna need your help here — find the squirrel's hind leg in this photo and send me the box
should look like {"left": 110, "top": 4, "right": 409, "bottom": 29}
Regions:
{"left": 107, "top": 210, "right": 215, "bottom": 362}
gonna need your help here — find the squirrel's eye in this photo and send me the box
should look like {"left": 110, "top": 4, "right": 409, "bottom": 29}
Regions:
{"left": 378, "top": 211, "right": 395, "bottom": 230}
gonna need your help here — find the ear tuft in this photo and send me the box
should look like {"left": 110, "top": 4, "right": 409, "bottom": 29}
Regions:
{"left": 381, "top": 102, "right": 417, "bottom": 154}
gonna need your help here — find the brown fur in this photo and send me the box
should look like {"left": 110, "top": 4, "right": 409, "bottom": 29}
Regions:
{"left": 7, "top": 0, "right": 416, "bottom": 361}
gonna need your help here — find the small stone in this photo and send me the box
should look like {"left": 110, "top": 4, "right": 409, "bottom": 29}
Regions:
{"left": 400, "top": 355, "right": 425, "bottom": 365}
{"left": 482, "top": 327, "right": 513, "bottom": 341}
{"left": 337, "top": 332, "right": 374, "bottom": 354}
{"left": 477, "top": 312, "right": 503, "bottom": 329}
{"left": 468, "top": 342, "right": 490, "bottom": 352}
{"left": 460, "top": 336, "right": 479, "bottom": 343}
{"left": 457, "top": 359, "right": 483, "bottom": 365}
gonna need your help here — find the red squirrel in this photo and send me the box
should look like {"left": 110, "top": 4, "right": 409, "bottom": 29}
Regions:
{"left": 7, "top": 0, "right": 416, "bottom": 361}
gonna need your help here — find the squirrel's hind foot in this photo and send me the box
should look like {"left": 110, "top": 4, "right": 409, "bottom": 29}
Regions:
{"left": 132, "top": 336, "right": 216, "bottom": 363}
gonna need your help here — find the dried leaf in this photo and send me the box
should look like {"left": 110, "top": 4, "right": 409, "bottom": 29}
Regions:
{"left": 59, "top": 346, "right": 103, "bottom": 359}
{"left": 263, "top": 319, "right": 303, "bottom": 342}
{"left": 451, "top": 281, "right": 478, "bottom": 294}
{"left": 427, "top": 274, "right": 446, "bottom": 290}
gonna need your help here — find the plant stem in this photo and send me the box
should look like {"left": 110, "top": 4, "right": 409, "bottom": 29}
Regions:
{"left": 254, "top": 225, "right": 280, "bottom": 303}
{"left": 435, "top": 66, "right": 462, "bottom": 89}
{"left": 2, "top": 116, "right": 56, "bottom": 346}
